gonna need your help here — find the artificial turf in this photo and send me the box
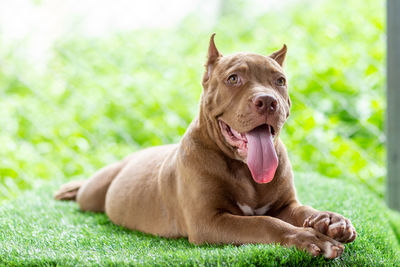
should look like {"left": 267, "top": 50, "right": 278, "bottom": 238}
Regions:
{"left": 0, "top": 173, "right": 399, "bottom": 266}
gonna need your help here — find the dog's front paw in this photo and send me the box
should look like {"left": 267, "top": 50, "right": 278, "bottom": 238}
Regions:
{"left": 287, "top": 228, "right": 344, "bottom": 259}
{"left": 303, "top": 212, "right": 356, "bottom": 243}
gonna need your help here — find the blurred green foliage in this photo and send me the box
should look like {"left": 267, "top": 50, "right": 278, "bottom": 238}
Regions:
{"left": 0, "top": 0, "right": 385, "bottom": 201}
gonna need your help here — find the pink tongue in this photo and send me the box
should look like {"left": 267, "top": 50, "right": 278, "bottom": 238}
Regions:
{"left": 245, "top": 125, "right": 278, "bottom": 183}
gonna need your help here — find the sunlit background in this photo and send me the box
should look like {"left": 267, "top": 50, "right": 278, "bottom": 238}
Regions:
{"left": 0, "top": 0, "right": 384, "bottom": 201}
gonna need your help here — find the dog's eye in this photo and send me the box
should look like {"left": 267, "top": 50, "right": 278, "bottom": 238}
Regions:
{"left": 276, "top": 77, "right": 286, "bottom": 86}
{"left": 276, "top": 77, "right": 286, "bottom": 87}
{"left": 227, "top": 74, "right": 240, "bottom": 85}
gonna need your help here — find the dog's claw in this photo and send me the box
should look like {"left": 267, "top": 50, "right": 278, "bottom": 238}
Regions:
{"left": 309, "top": 243, "right": 321, "bottom": 257}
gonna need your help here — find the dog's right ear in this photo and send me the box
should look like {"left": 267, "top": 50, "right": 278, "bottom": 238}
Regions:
{"left": 203, "top": 33, "right": 222, "bottom": 83}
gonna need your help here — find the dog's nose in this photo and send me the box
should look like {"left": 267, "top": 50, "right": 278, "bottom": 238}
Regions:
{"left": 253, "top": 94, "right": 278, "bottom": 114}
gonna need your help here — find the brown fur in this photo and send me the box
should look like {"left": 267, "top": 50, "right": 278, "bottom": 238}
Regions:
{"left": 54, "top": 34, "right": 356, "bottom": 259}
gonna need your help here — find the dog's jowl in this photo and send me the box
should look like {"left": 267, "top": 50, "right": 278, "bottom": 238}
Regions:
{"left": 55, "top": 34, "right": 356, "bottom": 259}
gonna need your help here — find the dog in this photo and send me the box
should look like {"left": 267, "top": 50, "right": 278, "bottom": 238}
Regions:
{"left": 55, "top": 34, "right": 356, "bottom": 259}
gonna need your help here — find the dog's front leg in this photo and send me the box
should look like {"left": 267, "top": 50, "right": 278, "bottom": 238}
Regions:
{"left": 276, "top": 202, "right": 357, "bottom": 244}
{"left": 187, "top": 213, "right": 344, "bottom": 258}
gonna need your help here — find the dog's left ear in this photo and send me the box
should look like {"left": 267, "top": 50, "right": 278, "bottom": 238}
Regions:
{"left": 203, "top": 33, "right": 222, "bottom": 82}
{"left": 269, "top": 44, "right": 287, "bottom": 67}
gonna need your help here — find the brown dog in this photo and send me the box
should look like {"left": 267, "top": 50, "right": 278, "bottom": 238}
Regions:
{"left": 55, "top": 34, "right": 356, "bottom": 259}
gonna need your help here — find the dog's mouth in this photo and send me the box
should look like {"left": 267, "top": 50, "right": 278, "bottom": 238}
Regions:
{"left": 219, "top": 120, "right": 278, "bottom": 184}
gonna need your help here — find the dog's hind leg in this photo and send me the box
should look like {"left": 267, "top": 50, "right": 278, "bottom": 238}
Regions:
{"left": 77, "top": 161, "right": 124, "bottom": 212}
{"left": 54, "top": 161, "right": 124, "bottom": 212}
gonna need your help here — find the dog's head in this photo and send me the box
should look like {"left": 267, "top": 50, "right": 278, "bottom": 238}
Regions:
{"left": 200, "top": 34, "right": 291, "bottom": 184}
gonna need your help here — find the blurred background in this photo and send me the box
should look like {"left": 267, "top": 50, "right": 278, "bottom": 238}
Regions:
{"left": 0, "top": 0, "right": 384, "bottom": 201}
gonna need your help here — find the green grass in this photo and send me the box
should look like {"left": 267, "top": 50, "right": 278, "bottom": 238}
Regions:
{"left": 0, "top": 173, "right": 399, "bottom": 266}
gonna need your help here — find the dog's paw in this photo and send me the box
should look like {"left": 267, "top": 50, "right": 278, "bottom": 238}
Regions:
{"left": 303, "top": 212, "right": 357, "bottom": 243}
{"left": 287, "top": 228, "right": 344, "bottom": 259}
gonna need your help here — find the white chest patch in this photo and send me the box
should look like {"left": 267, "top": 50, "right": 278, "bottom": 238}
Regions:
{"left": 237, "top": 202, "right": 254, "bottom": 216}
{"left": 254, "top": 204, "right": 271, "bottom": 215}
{"left": 237, "top": 202, "right": 271, "bottom": 216}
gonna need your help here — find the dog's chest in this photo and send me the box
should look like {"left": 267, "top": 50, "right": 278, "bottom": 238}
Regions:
{"left": 231, "top": 177, "right": 275, "bottom": 216}
{"left": 236, "top": 202, "right": 271, "bottom": 216}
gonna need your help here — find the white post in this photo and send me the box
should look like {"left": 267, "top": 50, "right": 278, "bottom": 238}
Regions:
{"left": 387, "top": 0, "right": 400, "bottom": 211}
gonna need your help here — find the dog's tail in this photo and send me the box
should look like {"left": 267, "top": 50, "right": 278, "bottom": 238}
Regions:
{"left": 54, "top": 180, "right": 86, "bottom": 201}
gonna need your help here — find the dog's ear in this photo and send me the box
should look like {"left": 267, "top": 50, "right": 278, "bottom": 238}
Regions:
{"left": 203, "top": 33, "right": 222, "bottom": 82}
{"left": 269, "top": 44, "right": 287, "bottom": 67}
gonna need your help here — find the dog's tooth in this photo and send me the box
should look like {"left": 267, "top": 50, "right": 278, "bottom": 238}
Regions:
{"left": 231, "top": 128, "right": 242, "bottom": 139}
